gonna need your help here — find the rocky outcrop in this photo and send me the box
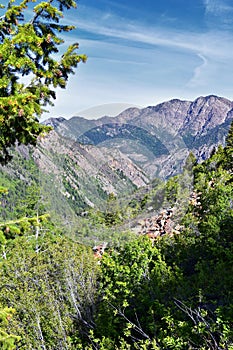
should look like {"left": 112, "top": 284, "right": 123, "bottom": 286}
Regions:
{"left": 134, "top": 207, "right": 183, "bottom": 243}
{"left": 93, "top": 242, "right": 108, "bottom": 259}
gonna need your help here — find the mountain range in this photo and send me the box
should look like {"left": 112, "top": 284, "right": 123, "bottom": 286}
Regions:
{"left": 45, "top": 95, "right": 233, "bottom": 179}
{"left": 1, "top": 94, "right": 232, "bottom": 235}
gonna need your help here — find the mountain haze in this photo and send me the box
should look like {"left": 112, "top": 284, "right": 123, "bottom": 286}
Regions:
{"left": 75, "top": 103, "right": 142, "bottom": 119}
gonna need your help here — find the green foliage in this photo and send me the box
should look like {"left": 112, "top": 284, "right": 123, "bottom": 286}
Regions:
{"left": 83, "top": 126, "right": 233, "bottom": 349}
{"left": 0, "top": 306, "right": 20, "bottom": 349}
{"left": 0, "top": 115, "right": 232, "bottom": 349}
{"left": 164, "top": 156, "right": 194, "bottom": 219}
{"left": 0, "top": 0, "right": 86, "bottom": 163}
{"left": 224, "top": 121, "right": 233, "bottom": 170}
{"left": 0, "top": 235, "right": 99, "bottom": 349}
{"left": 94, "top": 236, "right": 182, "bottom": 347}
{"left": 165, "top": 175, "right": 180, "bottom": 203}
{"left": 225, "top": 121, "right": 233, "bottom": 149}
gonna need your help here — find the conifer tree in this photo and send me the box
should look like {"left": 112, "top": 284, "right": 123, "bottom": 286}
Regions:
{"left": 224, "top": 121, "right": 233, "bottom": 170}
{"left": 0, "top": 0, "right": 86, "bottom": 164}
{"left": 225, "top": 121, "right": 233, "bottom": 149}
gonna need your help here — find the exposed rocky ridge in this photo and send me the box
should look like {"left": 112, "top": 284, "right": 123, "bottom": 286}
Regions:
{"left": 134, "top": 207, "right": 182, "bottom": 239}
{"left": 43, "top": 117, "right": 66, "bottom": 129}
{"left": 48, "top": 95, "right": 233, "bottom": 179}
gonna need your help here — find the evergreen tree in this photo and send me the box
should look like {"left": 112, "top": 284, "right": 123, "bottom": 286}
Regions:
{"left": 0, "top": 0, "right": 86, "bottom": 164}
{"left": 224, "top": 121, "right": 233, "bottom": 170}
{"left": 225, "top": 121, "right": 233, "bottom": 150}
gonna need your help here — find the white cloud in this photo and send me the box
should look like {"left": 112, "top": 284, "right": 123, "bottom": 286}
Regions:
{"left": 186, "top": 54, "right": 209, "bottom": 88}
{"left": 72, "top": 5, "right": 233, "bottom": 60}
{"left": 204, "top": 0, "right": 233, "bottom": 15}
{"left": 43, "top": 3, "right": 233, "bottom": 119}
{"left": 203, "top": 0, "right": 233, "bottom": 27}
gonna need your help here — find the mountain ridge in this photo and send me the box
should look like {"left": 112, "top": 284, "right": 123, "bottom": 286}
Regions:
{"left": 46, "top": 95, "right": 233, "bottom": 179}
{"left": 1, "top": 94, "right": 233, "bottom": 239}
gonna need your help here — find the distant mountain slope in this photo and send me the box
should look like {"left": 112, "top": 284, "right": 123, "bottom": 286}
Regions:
{"left": 48, "top": 95, "right": 233, "bottom": 178}
{"left": 35, "top": 130, "right": 149, "bottom": 197}
{"left": 1, "top": 130, "right": 149, "bottom": 226}
{"left": 78, "top": 123, "right": 169, "bottom": 158}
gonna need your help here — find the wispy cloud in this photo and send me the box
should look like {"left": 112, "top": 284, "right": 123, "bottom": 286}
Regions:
{"left": 204, "top": 0, "right": 233, "bottom": 15}
{"left": 73, "top": 4, "right": 233, "bottom": 60}
{"left": 45, "top": 2, "right": 233, "bottom": 118}
{"left": 186, "top": 54, "right": 209, "bottom": 88}
{"left": 203, "top": 0, "right": 233, "bottom": 27}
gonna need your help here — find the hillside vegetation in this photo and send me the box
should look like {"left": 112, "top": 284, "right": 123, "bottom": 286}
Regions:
{"left": 0, "top": 120, "right": 232, "bottom": 349}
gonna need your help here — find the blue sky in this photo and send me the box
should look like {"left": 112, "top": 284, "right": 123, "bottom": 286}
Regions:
{"left": 4, "top": 0, "right": 233, "bottom": 118}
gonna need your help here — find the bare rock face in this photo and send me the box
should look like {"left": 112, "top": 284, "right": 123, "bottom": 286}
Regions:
{"left": 132, "top": 207, "right": 184, "bottom": 243}
{"left": 43, "top": 117, "right": 66, "bottom": 129}
{"left": 180, "top": 95, "right": 232, "bottom": 136}
{"left": 45, "top": 95, "right": 233, "bottom": 179}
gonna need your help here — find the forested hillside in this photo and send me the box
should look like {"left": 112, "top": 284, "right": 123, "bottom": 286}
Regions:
{"left": 0, "top": 122, "right": 232, "bottom": 349}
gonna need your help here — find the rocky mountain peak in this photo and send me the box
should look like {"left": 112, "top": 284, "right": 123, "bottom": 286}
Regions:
{"left": 182, "top": 95, "right": 233, "bottom": 137}
{"left": 44, "top": 95, "right": 233, "bottom": 179}
{"left": 43, "top": 117, "right": 66, "bottom": 128}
